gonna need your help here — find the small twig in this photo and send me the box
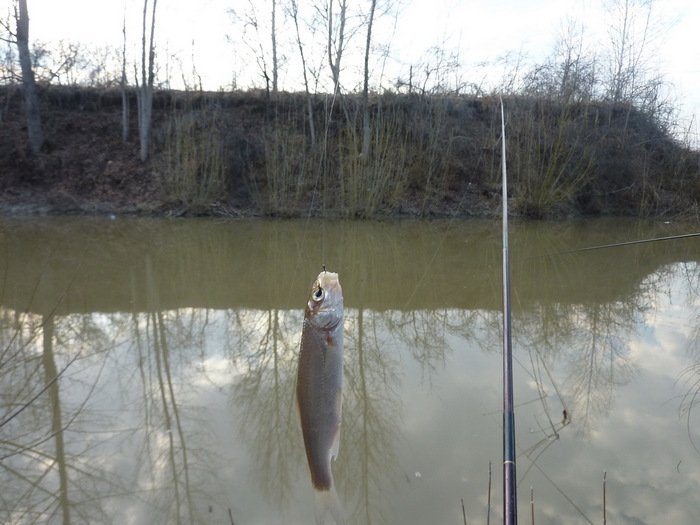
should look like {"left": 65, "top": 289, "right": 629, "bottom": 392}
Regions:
{"left": 535, "top": 349, "right": 570, "bottom": 431}
{"left": 487, "top": 460, "right": 492, "bottom": 525}
{"left": 0, "top": 351, "right": 81, "bottom": 430}
{"left": 603, "top": 470, "right": 607, "bottom": 525}
{"left": 519, "top": 446, "right": 594, "bottom": 524}
{"left": 530, "top": 486, "right": 535, "bottom": 525}
{"left": 461, "top": 498, "right": 467, "bottom": 525}
{"left": 228, "top": 507, "right": 235, "bottom": 525}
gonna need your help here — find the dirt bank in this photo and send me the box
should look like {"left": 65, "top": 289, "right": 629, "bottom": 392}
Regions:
{"left": 1, "top": 86, "right": 698, "bottom": 219}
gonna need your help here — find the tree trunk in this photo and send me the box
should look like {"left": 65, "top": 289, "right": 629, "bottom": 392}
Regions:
{"left": 271, "top": 0, "right": 278, "bottom": 93}
{"left": 290, "top": 0, "right": 315, "bottom": 144}
{"left": 327, "top": 0, "right": 347, "bottom": 96}
{"left": 360, "top": 0, "right": 377, "bottom": 158}
{"left": 137, "top": 0, "right": 157, "bottom": 162}
{"left": 16, "top": 0, "right": 45, "bottom": 155}
{"left": 121, "top": 11, "right": 130, "bottom": 142}
{"left": 42, "top": 315, "right": 71, "bottom": 525}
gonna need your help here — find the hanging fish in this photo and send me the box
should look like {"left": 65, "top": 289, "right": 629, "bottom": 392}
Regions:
{"left": 296, "top": 267, "right": 346, "bottom": 525}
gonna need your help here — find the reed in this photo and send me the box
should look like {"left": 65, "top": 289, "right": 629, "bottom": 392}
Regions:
{"left": 487, "top": 460, "right": 492, "bottom": 525}
{"left": 411, "top": 96, "right": 454, "bottom": 214}
{"left": 160, "top": 104, "right": 227, "bottom": 211}
{"left": 602, "top": 470, "right": 607, "bottom": 525}
{"left": 337, "top": 103, "right": 411, "bottom": 217}
{"left": 151, "top": 91, "right": 696, "bottom": 218}
{"left": 256, "top": 113, "right": 316, "bottom": 217}
{"left": 506, "top": 100, "right": 595, "bottom": 217}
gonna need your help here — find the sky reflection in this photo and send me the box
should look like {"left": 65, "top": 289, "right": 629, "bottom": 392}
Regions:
{"left": 0, "top": 218, "right": 698, "bottom": 524}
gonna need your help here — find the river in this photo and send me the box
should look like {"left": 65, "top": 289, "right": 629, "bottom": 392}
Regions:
{"left": 0, "top": 216, "right": 698, "bottom": 524}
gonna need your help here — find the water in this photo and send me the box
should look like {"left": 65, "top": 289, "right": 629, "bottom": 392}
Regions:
{"left": 0, "top": 216, "right": 699, "bottom": 525}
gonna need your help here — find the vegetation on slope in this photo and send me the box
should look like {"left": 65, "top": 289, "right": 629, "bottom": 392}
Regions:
{"left": 0, "top": 86, "right": 698, "bottom": 219}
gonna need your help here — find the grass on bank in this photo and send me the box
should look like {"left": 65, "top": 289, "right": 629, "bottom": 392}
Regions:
{"left": 505, "top": 101, "right": 595, "bottom": 218}
{"left": 147, "top": 91, "right": 699, "bottom": 219}
{"left": 160, "top": 103, "right": 227, "bottom": 211}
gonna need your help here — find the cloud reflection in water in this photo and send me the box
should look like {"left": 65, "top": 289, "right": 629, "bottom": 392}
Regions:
{"left": 0, "top": 217, "right": 699, "bottom": 524}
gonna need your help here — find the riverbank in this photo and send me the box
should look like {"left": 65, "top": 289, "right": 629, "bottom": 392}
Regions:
{"left": 1, "top": 86, "right": 698, "bottom": 219}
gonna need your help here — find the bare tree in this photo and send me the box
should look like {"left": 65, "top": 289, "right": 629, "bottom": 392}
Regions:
{"left": 121, "top": 8, "right": 129, "bottom": 142}
{"left": 232, "top": 0, "right": 282, "bottom": 94}
{"left": 326, "top": 0, "right": 348, "bottom": 95}
{"left": 14, "top": 0, "right": 45, "bottom": 155}
{"left": 136, "top": 0, "right": 158, "bottom": 162}
{"left": 360, "top": 0, "right": 377, "bottom": 158}
{"left": 29, "top": 40, "right": 83, "bottom": 85}
{"left": 270, "top": 0, "right": 278, "bottom": 92}
{"left": 287, "top": 0, "right": 316, "bottom": 143}
{"left": 41, "top": 316, "right": 71, "bottom": 525}
{"left": 522, "top": 17, "right": 597, "bottom": 103}
{"left": 602, "top": 0, "right": 675, "bottom": 134}
{"left": 556, "top": 19, "right": 596, "bottom": 102}
{"left": 0, "top": 9, "right": 19, "bottom": 119}
{"left": 603, "top": 0, "right": 665, "bottom": 107}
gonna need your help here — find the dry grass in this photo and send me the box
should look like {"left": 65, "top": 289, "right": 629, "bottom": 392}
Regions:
{"left": 507, "top": 102, "right": 596, "bottom": 217}
{"left": 337, "top": 105, "right": 411, "bottom": 217}
{"left": 161, "top": 104, "right": 227, "bottom": 211}
{"left": 258, "top": 116, "right": 315, "bottom": 216}
{"left": 154, "top": 91, "right": 698, "bottom": 219}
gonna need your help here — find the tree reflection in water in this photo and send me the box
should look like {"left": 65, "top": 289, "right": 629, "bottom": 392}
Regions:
{"left": 677, "top": 262, "right": 700, "bottom": 448}
{"left": 228, "top": 307, "right": 303, "bottom": 504}
{"left": 0, "top": 310, "right": 125, "bottom": 524}
{"left": 515, "top": 301, "right": 639, "bottom": 438}
{"left": 0, "top": 268, "right": 235, "bottom": 523}
{"left": 1, "top": 217, "right": 699, "bottom": 524}
{"left": 226, "top": 305, "right": 409, "bottom": 524}
{"left": 341, "top": 308, "right": 401, "bottom": 524}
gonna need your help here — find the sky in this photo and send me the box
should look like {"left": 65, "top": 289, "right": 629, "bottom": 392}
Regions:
{"left": 12, "top": 0, "right": 700, "bottom": 137}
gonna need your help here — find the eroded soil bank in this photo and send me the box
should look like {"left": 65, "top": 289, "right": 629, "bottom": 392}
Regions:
{"left": 1, "top": 86, "right": 698, "bottom": 219}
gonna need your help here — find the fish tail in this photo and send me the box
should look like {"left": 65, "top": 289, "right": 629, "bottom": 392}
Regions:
{"left": 314, "top": 484, "right": 346, "bottom": 525}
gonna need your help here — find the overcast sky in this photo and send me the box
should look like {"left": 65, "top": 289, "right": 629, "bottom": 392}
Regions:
{"left": 20, "top": 0, "right": 700, "bottom": 136}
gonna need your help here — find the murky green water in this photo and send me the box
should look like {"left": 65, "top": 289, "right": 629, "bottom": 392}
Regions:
{"left": 1, "top": 216, "right": 699, "bottom": 524}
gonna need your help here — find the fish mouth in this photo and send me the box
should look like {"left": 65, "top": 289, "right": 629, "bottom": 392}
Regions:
{"left": 312, "top": 272, "right": 343, "bottom": 306}
{"left": 317, "top": 270, "right": 340, "bottom": 290}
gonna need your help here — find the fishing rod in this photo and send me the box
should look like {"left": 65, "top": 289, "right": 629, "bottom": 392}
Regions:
{"left": 526, "top": 231, "right": 700, "bottom": 260}
{"left": 500, "top": 97, "right": 517, "bottom": 525}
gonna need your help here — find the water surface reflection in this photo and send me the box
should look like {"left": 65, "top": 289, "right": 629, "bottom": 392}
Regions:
{"left": 0, "top": 217, "right": 699, "bottom": 524}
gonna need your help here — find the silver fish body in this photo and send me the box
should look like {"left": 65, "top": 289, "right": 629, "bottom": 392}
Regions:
{"left": 296, "top": 270, "right": 345, "bottom": 524}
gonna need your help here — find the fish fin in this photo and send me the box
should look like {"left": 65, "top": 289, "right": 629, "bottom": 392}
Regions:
{"left": 329, "top": 387, "right": 342, "bottom": 460}
{"left": 330, "top": 426, "right": 341, "bottom": 461}
{"left": 314, "top": 485, "right": 346, "bottom": 525}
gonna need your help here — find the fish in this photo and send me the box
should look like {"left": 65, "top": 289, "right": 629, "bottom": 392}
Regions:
{"left": 296, "top": 268, "right": 346, "bottom": 525}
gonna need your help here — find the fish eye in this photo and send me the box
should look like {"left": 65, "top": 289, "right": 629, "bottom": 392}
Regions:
{"left": 312, "top": 287, "right": 324, "bottom": 302}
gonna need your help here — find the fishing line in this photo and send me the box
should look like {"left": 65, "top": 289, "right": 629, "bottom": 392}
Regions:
{"left": 403, "top": 222, "right": 455, "bottom": 310}
{"left": 403, "top": 107, "right": 507, "bottom": 310}
{"left": 285, "top": 89, "right": 339, "bottom": 310}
